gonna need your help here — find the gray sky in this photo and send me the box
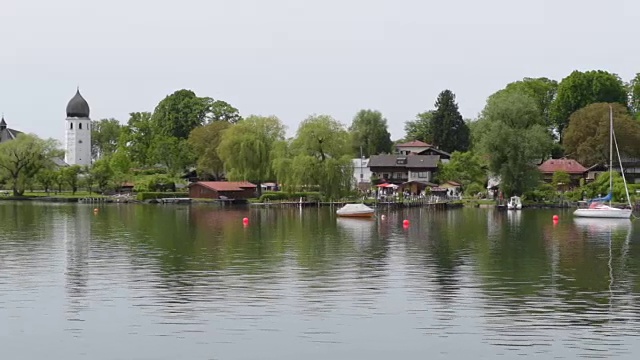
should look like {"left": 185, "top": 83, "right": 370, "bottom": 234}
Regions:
{"left": 1, "top": 0, "right": 638, "bottom": 144}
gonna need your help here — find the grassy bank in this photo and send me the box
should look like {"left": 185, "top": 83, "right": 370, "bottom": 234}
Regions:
{"left": 0, "top": 191, "right": 107, "bottom": 200}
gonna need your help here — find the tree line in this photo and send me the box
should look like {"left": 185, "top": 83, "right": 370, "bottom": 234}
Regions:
{"left": 1, "top": 70, "right": 639, "bottom": 198}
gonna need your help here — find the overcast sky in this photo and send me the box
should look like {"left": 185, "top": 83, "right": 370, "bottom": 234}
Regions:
{"left": 1, "top": 0, "right": 638, "bottom": 143}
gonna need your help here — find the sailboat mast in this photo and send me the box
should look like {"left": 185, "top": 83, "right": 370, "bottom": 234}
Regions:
{"left": 609, "top": 104, "right": 613, "bottom": 206}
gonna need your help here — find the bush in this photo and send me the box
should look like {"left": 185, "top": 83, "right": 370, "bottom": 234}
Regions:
{"left": 134, "top": 174, "right": 177, "bottom": 192}
{"left": 259, "top": 191, "right": 322, "bottom": 202}
{"left": 523, "top": 183, "right": 556, "bottom": 202}
{"left": 132, "top": 168, "right": 168, "bottom": 176}
{"left": 563, "top": 189, "right": 584, "bottom": 202}
{"left": 464, "top": 182, "right": 485, "bottom": 197}
{"left": 136, "top": 192, "right": 188, "bottom": 201}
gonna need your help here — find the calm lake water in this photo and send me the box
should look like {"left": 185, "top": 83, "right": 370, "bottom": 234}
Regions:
{"left": 1, "top": 202, "right": 640, "bottom": 359}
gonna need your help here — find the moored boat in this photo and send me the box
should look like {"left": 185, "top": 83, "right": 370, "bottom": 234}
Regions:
{"left": 336, "top": 203, "right": 375, "bottom": 218}
{"left": 572, "top": 105, "right": 633, "bottom": 220}
{"left": 573, "top": 196, "right": 632, "bottom": 219}
{"left": 507, "top": 196, "right": 522, "bottom": 210}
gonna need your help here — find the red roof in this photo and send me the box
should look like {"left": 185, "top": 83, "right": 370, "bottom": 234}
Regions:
{"left": 538, "top": 159, "right": 587, "bottom": 174}
{"left": 192, "top": 181, "right": 257, "bottom": 191}
{"left": 396, "top": 140, "right": 431, "bottom": 147}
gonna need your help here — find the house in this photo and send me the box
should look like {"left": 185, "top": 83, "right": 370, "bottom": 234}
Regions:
{"left": 1, "top": 115, "right": 69, "bottom": 168}
{"left": 616, "top": 155, "right": 640, "bottom": 184}
{"left": 368, "top": 154, "right": 440, "bottom": 193}
{"left": 352, "top": 158, "right": 372, "bottom": 189}
{"left": 584, "top": 156, "right": 640, "bottom": 184}
{"left": 584, "top": 164, "right": 607, "bottom": 183}
{"left": 395, "top": 140, "right": 451, "bottom": 162}
{"left": 0, "top": 115, "right": 22, "bottom": 144}
{"left": 538, "top": 158, "right": 587, "bottom": 187}
{"left": 261, "top": 182, "right": 279, "bottom": 191}
{"left": 188, "top": 181, "right": 257, "bottom": 200}
{"left": 441, "top": 181, "right": 462, "bottom": 196}
{"left": 396, "top": 140, "right": 432, "bottom": 155}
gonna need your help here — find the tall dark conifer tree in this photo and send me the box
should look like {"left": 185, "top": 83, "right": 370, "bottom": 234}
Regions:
{"left": 431, "top": 90, "right": 470, "bottom": 153}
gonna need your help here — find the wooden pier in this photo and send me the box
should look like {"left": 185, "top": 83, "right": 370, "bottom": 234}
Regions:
{"left": 251, "top": 198, "right": 454, "bottom": 210}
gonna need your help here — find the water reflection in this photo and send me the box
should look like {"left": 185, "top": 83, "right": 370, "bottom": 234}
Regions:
{"left": 1, "top": 204, "right": 640, "bottom": 359}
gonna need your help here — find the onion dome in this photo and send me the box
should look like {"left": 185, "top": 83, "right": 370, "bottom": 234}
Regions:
{"left": 66, "top": 88, "right": 90, "bottom": 118}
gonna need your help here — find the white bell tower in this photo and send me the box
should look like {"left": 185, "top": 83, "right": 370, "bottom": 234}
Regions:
{"left": 64, "top": 88, "right": 92, "bottom": 166}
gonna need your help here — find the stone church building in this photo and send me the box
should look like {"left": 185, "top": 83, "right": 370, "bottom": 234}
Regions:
{"left": 0, "top": 88, "right": 92, "bottom": 167}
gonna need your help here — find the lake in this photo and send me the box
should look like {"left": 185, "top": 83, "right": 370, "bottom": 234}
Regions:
{"left": 1, "top": 202, "right": 640, "bottom": 359}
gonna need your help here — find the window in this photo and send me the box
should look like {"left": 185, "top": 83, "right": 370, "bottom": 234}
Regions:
{"left": 79, "top": 123, "right": 82, "bottom": 130}
{"left": 418, "top": 172, "right": 428, "bottom": 178}
{"left": 70, "top": 123, "right": 73, "bottom": 130}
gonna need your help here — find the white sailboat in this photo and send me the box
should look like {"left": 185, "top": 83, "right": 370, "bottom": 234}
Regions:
{"left": 573, "top": 105, "right": 633, "bottom": 219}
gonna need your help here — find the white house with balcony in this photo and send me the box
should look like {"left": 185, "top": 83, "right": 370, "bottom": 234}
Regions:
{"left": 352, "top": 158, "right": 372, "bottom": 188}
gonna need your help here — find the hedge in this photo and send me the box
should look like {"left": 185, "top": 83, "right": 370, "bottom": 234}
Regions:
{"left": 137, "top": 192, "right": 188, "bottom": 201}
{"left": 132, "top": 168, "right": 168, "bottom": 176}
{"left": 259, "top": 191, "right": 322, "bottom": 202}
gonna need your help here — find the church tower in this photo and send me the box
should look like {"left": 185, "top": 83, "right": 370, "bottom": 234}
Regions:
{"left": 64, "top": 88, "right": 92, "bottom": 166}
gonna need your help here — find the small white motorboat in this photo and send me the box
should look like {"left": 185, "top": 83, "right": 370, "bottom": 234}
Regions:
{"left": 507, "top": 196, "right": 522, "bottom": 210}
{"left": 336, "top": 203, "right": 375, "bottom": 218}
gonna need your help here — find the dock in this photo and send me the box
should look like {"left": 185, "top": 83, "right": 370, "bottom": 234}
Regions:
{"left": 251, "top": 198, "right": 455, "bottom": 210}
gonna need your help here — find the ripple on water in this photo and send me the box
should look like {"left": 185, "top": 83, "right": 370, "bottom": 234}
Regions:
{"left": 3, "top": 205, "right": 640, "bottom": 359}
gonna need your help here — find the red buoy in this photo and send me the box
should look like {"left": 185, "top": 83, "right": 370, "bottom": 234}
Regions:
{"left": 553, "top": 215, "right": 559, "bottom": 221}
{"left": 242, "top": 217, "right": 249, "bottom": 225}
{"left": 403, "top": 219, "right": 410, "bottom": 226}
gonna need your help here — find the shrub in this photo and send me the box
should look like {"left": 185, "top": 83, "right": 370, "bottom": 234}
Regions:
{"left": 132, "top": 168, "right": 168, "bottom": 176}
{"left": 523, "top": 183, "right": 556, "bottom": 202}
{"left": 136, "top": 192, "right": 188, "bottom": 201}
{"left": 464, "top": 182, "right": 485, "bottom": 197}
{"left": 134, "top": 174, "right": 177, "bottom": 192}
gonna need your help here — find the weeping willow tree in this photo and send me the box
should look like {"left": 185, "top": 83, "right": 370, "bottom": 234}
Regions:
{"left": 217, "top": 115, "right": 286, "bottom": 195}
{"left": 272, "top": 115, "right": 353, "bottom": 200}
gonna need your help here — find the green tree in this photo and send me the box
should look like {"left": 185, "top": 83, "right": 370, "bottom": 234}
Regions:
{"left": 110, "top": 148, "right": 132, "bottom": 177}
{"left": 218, "top": 115, "right": 285, "bottom": 195}
{"left": 437, "top": 151, "right": 486, "bottom": 189}
{"left": 563, "top": 103, "right": 640, "bottom": 167}
{"left": 551, "top": 70, "right": 628, "bottom": 138}
{"left": 478, "top": 91, "right": 553, "bottom": 196}
{"left": 150, "top": 136, "right": 194, "bottom": 177}
{"left": 62, "top": 165, "right": 82, "bottom": 194}
{"left": 80, "top": 165, "right": 95, "bottom": 194}
{"left": 91, "top": 118, "right": 122, "bottom": 159}
{"left": 36, "top": 168, "right": 56, "bottom": 194}
{"left": 53, "top": 168, "right": 65, "bottom": 193}
{"left": 0, "top": 134, "right": 62, "bottom": 196}
{"left": 207, "top": 100, "right": 242, "bottom": 124}
{"left": 291, "top": 115, "right": 350, "bottom": 161}
{"left": 431, "top": 90, "right": 470, "bottom": 153}
{"left": 404, "top": 111, "right": 434, "bottom": 144}
{"left": 120, "top": 112, "right": 154, "bottom": 166}
{"left": 628, "top": 73, "right": 640, "bottom": 119}
{"left": 90, "top": 158, "right": 113, "bottom": 192}
{"left": 349, "top": 109, "right": 392, "bottom": 157}
{"left": 151, "top": 89, "right": 212, "bottom": 139}
{"left": 283, "top": 115, "right": 353, "bottom": 199}
{"left": 551, "top": 171, "right": 571, "bottom": 190}
{"left": 188, "top": 120, "right": 230, "bottom": 180}
{"left": 496, "top": 77, "right": 558, "bottom": 126}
